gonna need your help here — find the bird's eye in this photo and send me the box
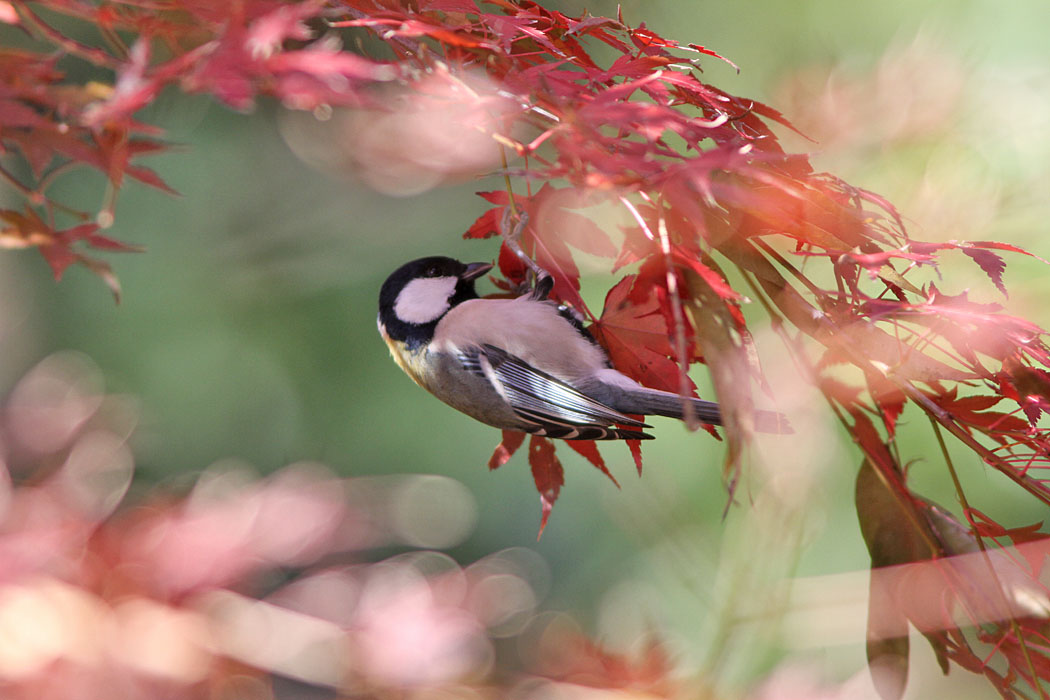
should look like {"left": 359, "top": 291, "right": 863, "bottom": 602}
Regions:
{"left": 425, "top": 265, "right": 440, "bottom": 277}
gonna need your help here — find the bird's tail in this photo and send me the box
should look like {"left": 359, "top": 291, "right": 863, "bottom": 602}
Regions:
{"left": 611, "top": 388, "right": 791, "bottom": 434}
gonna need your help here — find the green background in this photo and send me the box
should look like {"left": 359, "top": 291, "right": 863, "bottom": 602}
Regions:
{"left": 3, "top": 1, "right": 1049, "bottom": 696}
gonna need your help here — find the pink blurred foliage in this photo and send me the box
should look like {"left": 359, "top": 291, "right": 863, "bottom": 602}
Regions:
{"left": 0, "top": 354, "right": 537, "bottom": 698}
{"left": 1, "top": 353, "right": 773, "bottom": 699}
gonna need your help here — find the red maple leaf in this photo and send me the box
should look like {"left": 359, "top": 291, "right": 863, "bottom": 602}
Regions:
{"left": 529, "top": 435, "right": 564, "bottom": 536}
{"left": 565, "top": 439, "right": 619, "bottom": 488}
{"left": 488, "top": 430, "right": 526, "bottom": 470}
{"left": 590, "top": 275, "right": 691, "bottom": 395}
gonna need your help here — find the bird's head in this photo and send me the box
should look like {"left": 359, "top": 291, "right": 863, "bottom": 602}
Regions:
{"left": 377, "top": 256, "right": 493, "bottom": 349}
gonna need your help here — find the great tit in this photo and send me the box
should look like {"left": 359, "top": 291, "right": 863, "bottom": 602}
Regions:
{"left": 377, "top": 256, "right": 787, "bottom": 440}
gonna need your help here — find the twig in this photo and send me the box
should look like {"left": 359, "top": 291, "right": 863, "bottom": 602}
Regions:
{"left": 99, "top": 22, "right": 130, "bottom": 61}
{"left": 904, "top": 386, "right": 1050, "bottom": 507}
{"left": 930, "top": 418, "right": 1048, "bottom": 700}
{"left": 12, "top": 1, "right": 122, "bottom": 69}
{"left": 498, "top": 207, "right": 549, "bottom": 293}
{"left": 0, "top": 164, "right": 32, "bottom": 196}
{"left": 498, "top": 144, "right": 519, "bottom": 218}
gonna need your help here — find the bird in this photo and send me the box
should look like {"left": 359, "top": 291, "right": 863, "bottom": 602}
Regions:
{"left": 377, "top": 255, "right": 789, "bottom": 440}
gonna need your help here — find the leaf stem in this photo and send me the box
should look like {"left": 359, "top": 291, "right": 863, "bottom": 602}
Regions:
{"left": 498, "top": 143, "right": 518, "bottom": 217}
{"left": 12, "top": 0, "right": 123, "bottom": 69}
{"left": 905, "top": 387, "right": 1050, "bottom": 507}
{"left": 0, "top": 164, "right": 32, "bottom": 196}
{"left": 752, "top": 236, "right": 829, "bottom": 300}
{"left": 99, "top": 22, "right": 130, "bottom": 61}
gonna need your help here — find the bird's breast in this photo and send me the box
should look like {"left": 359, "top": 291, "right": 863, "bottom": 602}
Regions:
{"left": 379, "top": 324, "right": 430, "bottom": 389}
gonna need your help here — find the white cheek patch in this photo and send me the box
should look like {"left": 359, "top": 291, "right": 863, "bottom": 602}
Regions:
{"left": 394, "top": 276, "right": 459, "bottom": 324}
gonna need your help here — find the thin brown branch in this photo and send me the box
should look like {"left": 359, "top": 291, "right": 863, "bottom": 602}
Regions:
{"left": 36, "top": 160, "right": 84, "bottom": 194}
{"left": 904, "top": 386, "right": 1050, "bottom": 506}
{"left": 12, "top": 0, "right": 123, "bottom": 69}
{"left": 0, "top": 164, "right": 33, "bottom": 196}
{"left": 752, "top": 236, "right": 831, "bottom": 300}
{"left": 99, "top": 22, "right": 130, "bottom": 61}
{"left": 498, "top": 144, "right": 519, "bottom": 218}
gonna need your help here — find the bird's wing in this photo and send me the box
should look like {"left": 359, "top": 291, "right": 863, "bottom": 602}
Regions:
{"left": 458, "top": 344, "right": 652, "bottom": 440}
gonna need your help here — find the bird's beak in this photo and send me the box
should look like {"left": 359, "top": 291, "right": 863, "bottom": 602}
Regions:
{"left": 460, "top": 261, "right": 493, "bottom": 281}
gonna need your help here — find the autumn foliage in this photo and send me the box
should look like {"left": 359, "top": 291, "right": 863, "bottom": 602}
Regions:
{"left": 2, "top": 1, "right": 1050, "bottom": 698}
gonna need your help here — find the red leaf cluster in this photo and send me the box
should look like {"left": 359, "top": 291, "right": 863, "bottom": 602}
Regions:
{"left": 488, "top": 428, "right": 619, "bottom": 534}
{"left": 1, "top": 0, "right": 397, "bottom": 295}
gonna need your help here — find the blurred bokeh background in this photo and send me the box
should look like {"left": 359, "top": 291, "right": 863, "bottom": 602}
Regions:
{"left": 2, "top": 1, "right": 1049, "bottom": 697}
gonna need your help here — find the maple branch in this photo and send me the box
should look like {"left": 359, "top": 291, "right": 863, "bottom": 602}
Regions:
{"left": 890, "top": 320, "right": 972, "bottom": 372}
{"left": 751, "top": 237, "right": 830, "bottom": 301}
{"left": 741, "top": 238, "right": 1050, "bottom": 513}
{"left": 12, "top": 0, "right": 123, "bottom": 69}
{"left": 823, "top": 309, "right": 1050, "bottom": 507}
{"left": 652, "top": 201, "right": 699, "bottom": 427}
{"left": 331, "top": 9, "right": 425, "bottom": 55}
